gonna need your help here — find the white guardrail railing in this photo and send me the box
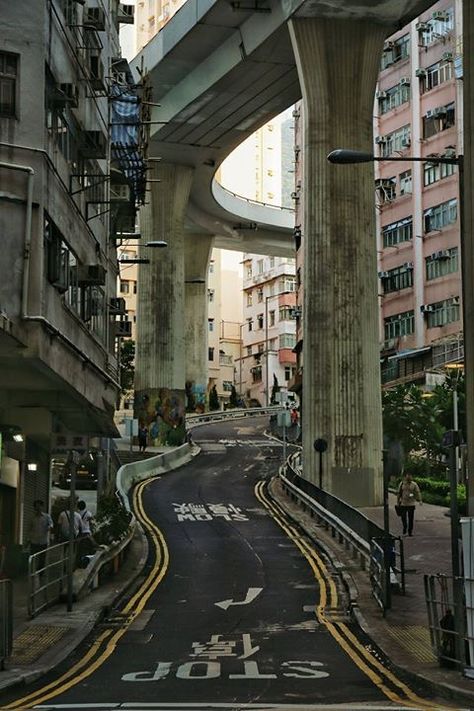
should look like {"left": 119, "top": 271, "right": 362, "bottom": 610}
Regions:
{"left": 186, "top": 406, "right": 283, "bottom": 428}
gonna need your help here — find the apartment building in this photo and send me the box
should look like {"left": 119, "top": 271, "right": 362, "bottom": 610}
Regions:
{"left": 291, "top": 1, "right": 464, "bottom": 398}
{"left": 376, "top": 0, "right": 463, "bottom": 386}
{"left": 207, "top": 250, "right": 243, "bottom": 408}
{"left": 0, "top": 0, "right": 136, "bottom": 556}
{"left": 239, "top": 255, "right": 297, "bottom": 406}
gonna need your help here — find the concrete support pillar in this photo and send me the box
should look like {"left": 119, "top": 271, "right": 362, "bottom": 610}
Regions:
{"left": 288, "top": 18, "right": 387, "bottom": 506}
{"left": 135, "top": 162, "right": 194, "bottom": 446}
{"left": 462, "top": 0, "right": 474, "bottom": 514}
{"left": 184, "top": 235, "right": 214, "bottom": 412}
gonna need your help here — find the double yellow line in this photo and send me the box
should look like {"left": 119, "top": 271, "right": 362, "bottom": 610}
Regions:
{"left": 254, "top": 480, "right": 453, "bottom": 711}
{"left": 2, "top": 477, "right": 169, "bottom": 710}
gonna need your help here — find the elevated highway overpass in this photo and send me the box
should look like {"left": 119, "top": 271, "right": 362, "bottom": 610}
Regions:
{"left": 131, "top": 0, "right": 446, "bottom": 507}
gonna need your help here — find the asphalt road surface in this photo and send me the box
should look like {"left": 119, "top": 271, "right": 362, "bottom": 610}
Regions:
{"left": 2, "top": 417, "right": 454, "bottom": 711}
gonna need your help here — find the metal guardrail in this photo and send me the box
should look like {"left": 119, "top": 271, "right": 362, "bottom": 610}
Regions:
{"left": 28, "top": 542, "right": 71, "bottom": 618}
{"left": 282, "top": 454, "right": 405, "bottom": 612}
{"left": 186, "top": 406, "right": 283, "bottom": 428}
{"left": 0, "top": 578, "right": 12, "bottom": 668}
{"left": 370, "top": 536, "right": 405, "bottom": 613}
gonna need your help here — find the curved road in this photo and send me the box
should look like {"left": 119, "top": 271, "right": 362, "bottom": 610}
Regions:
{"left": 2, "top": 417, "right": 453, "bottom": 710}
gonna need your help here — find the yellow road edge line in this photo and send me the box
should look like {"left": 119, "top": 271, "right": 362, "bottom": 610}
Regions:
{"left": 255, "top": 479, "right": 436, "bottom": 708}
{"left": 2, "top": 476, "right": 169, "bottom": 710}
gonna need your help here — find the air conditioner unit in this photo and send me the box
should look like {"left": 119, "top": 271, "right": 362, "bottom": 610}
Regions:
{"left": 114, "top": 319, "right": 132, "bottom": 338}
{"left": 425, "top": 109, "right": 435, "bottom": 119}
{"left": 416, "top": 22, "right": 430, "bottom": 32}
{"left": 443, "top": 146, "right": 457, "bottom": 159}
{"left": 434, "top": 250, "right": 450, "bottom": 260}
{"left": 378, "top": 271, "right": 390, "bottom": 279}
{"left": 81, "top": 130, "right": 107, "bottom": 159}
{"left": 401, "top": 138, "right": 411, "bottom": 148}
{"left": 442, "top": 51, "right": 454, "bottom": 62}
{"left": 84, "top": 6, "right": 106, "bottom": 30}
{"left": 118, "top": 3, "right": 134, "bottom": 23}
{"left": 77, "top": 264, "right": 106, "bottom": 286}
{"left": 415, "top": 68, "right": 427, "bottom": 78}
{"left": 452, "top": 296, "right": 460, "bottom": 305}
{"left": 399, "top": 77, "right": 411, "bottom": 86}
{"left": 290, "top": 191, "right": 299, "bottom": 200}
{"left": 383, "top": 41, "right": 394, "bottom": 52}
{"left": 376, "top": 90, "right": 387, "bottom": 99}
{"left": 433, "top": 106, "right": 447, "bottom": 117}
{"left": 289, "top": 307, "right": 302, "bottom": 319}
{"left": 375, "top": 135, "right": 386, "bottom": 144}
{"left": 421, "top": 304, "right": 434, "bottom": 313}
{"left": 110, "top": 297, "right": 127, "bottom": 315}
{"left": 433, "top": 10, "right": 449, "bottom": 21}
{"left": 403, "top": 262, "right": 414, "bottom": 270}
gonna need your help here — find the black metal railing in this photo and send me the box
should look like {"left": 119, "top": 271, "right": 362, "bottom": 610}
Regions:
{"left": 0, "top": 578, "right": 12, "bottom": 668}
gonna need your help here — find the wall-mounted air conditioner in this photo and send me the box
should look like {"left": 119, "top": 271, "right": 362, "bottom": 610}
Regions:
{"left": 415, "top": 68, "right": 427, "bottom": 78}
{"left": 378, "top": 271, "right": 390, "bottom": 279}
{"left": 442, "top": 51, "right": 454, "bottom": 62}
{"left": 376, "top": 90, "right": 387, "bottom": 99}
{"left": 421, "top": 304, "right": 434, "bottom": 313}
{"left": 375, "top": 135, "right": 386, "bottom": 145}
{"left": 77, "top": 264, "right": 106, "bottom": 286}
{"left": 400, "top": 77, "right": 411, "bottom": 86}
{"left": 84, "top": 7, "right": 105, "bottom": 30}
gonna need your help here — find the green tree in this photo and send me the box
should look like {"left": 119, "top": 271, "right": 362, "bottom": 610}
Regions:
{"left": 120, "top": 339, "right": 135, "bottom": 391}
{"left": 209, "top": 384, "right": 220, "bottom": 411}
{"left": 229, "top": 385, "right": 239, "bottom": 408}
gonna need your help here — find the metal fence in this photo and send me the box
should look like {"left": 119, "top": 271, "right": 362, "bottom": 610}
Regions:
{"left": 424, "top": 574, "right": 472, "bottom": 671}
{"left": 0, "top": 578, "right": 12, "bottom": 668}
{"left": 370, "top": 536, "right": 405, "bottom": 613}
{"left": 28, "top": 542, "right": 72, "bottom": 618}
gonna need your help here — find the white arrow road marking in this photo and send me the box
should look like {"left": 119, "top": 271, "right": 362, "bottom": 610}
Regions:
{"left": 215, "top": 587, "right": 263, "bottom": 610}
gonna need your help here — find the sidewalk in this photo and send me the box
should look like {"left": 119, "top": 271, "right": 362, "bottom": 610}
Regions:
{"left": 269, "top": 477, "right": 474, "bottom": 707}
{"left": 0, "top": 523, "right": 148, "bottom": 693}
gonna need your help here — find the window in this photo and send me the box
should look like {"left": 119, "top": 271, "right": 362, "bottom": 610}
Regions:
{"left": 246, "top": 346, "right": 252, "bottom": 356}
{"left": 247, "top": 319, "right": 253, "bottom": 332}
{"left": 269, "top": 338, "right": 277, "bottom": 350}
{"left": 133, "top": 282, "right": 137, "bottom": 294}
{"left": 425, "top": 60, "right": 454, "bottom": 91}
{"left": 279, "top": 333, "right": 296, "bottom": 349}
{"left": 382, "top": 217, "right": 413, "bottom": 247}
{"left": 426, "top": 247, "right": 458, "bottom": 280}
{"left": 269, "top": 310, "right": 275, "bottom": 327}
{"left": 120, "top": 281, "right": 130, "bottom": 294}
{"left": 375, "top": 178, "right": 396, "bottom": 203}
{"left": 223, "top": 381, "right": 233, "bottom": 392}
{"left": 423, "top": 103, "right": 455, "bottom": 139}
{"left": 257, "top": 343, "right": 265, "bottom": 354}
{"left": 208, "top": 289, "right": 215, "bottom": 302}
{"left": 284, "top": 366, "right": 296, "bottom": 381}
{"left": 208, "top": 347, "right": 214, "bottom": 361}
{"left": 257, "top": 313, "right": 264, "bottom": 329}
{"left": 279, "top": 306, "right": 294, "bottom": 321}
{"left": 378, "top": 82, "right": 410, "bottom": 114}
{"left": 384, "top": 310, "right": 415, "bottom": 340}
{"left": 246, "top": 292, "right": 253, "bottom": 307}
{"left": 381, "top": 34, "right": 410, "bottom": 70}
{"left": 426, "top": 297, "right": 460, "bottom": 328}
{"left": 208, "top": 318, "right": 214, "bottom": 332}
{"left": 399, "top": 170, "right": 412, "bottom": 195}
{"left": 280, "top": 277, "right": 296, "bottom": 292}
{"left": 424, "top": 161, "right": 456, "bottom": 186}
{"left": 379, "top": 125, "right": 411, "bottom": 157}
{"left": 419, "top": 9, "right": 454, "bottom": 46}
{"left": 381, "top": 264, "right": 414, "bottom": 293}
{"left": 251, "top": 365, "right": 262, "bottom": 383}
{"left": 245, "top": 264, "right": 252, "bottom": 279}
{"left": 269, "top": 257, "right": 275, "bottom": 268}
{"left": 257, "top": 287, "right": 263, "bottom": 303}
{"left": 257, "top": 259, "right": 264, "bottom": 274}
{"left": 424, "top": 199, "right": 457, "bottom": 232}
{"left": 0, "top": 52, "right": 17, "bottom": 117}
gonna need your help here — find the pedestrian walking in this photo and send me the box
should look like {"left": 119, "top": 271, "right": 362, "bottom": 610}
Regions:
{"left": 57, "top": 506, "right": 83, "bottom": 542}
{"left": 138, "top": 424, "right": 148, "bottom": 453}
{"left": 397, "top": 472, "right": 422, "bottom": 536}
{"left": 77, "top": 500, "right": 94, "bottom": 536}
{"left": 28, "top": 499, "right": 53, "bottom": 573}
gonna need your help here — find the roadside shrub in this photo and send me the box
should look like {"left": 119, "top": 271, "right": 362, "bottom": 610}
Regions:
{"left": 94, "top": 494, "right": 132, "bottom": 546}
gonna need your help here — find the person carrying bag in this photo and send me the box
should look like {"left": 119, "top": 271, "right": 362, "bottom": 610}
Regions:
{"left": 396, "top": 473, "right": 422, "bottom": 537}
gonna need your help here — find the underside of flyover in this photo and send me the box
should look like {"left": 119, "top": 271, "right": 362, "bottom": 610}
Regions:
{"left": 132, "top": 0, "right": 438, "bottom": 505}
